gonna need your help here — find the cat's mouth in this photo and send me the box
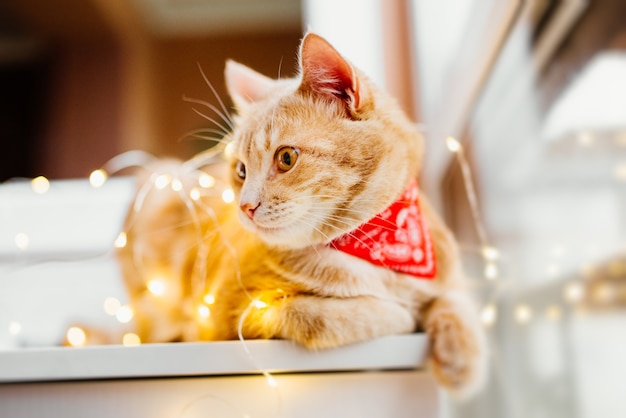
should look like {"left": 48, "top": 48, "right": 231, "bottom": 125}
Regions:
{"left": 242, "top": 214, "right": 310, "bottom": 246}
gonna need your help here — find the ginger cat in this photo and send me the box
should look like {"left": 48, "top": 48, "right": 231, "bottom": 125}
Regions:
{"left": 117, "top": 33, "right": 486, "bottom": 397}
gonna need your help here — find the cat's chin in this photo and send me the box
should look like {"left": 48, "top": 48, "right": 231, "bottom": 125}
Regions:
{"left": 240, "top": 217, "right": 318, "bottom": 249}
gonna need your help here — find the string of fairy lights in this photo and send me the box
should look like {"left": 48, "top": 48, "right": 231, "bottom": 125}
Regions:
{"left": 2, "top": 137, "right": 593, "bottom": 351}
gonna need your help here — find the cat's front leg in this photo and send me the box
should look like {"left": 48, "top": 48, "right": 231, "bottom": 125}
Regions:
{"left": 422, "top": 291, "right": 487, "bottom": 398}
{"left": 241, "top": 294, "right": 416, "bottom": 349}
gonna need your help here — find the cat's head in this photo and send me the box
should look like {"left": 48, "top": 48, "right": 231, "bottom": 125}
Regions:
{"left": 224, "top": 33, "right": 423, "bottom": 249}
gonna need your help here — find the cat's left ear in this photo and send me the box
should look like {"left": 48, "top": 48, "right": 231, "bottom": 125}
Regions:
{"left": 225, "top": 59, "right": 275, "bottom": 111}
{"left": 298, "top": 33, "right": 364, "bottom": 116}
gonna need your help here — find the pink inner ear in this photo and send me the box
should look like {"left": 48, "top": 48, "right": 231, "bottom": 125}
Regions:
{"left": 225, "top": 60, "right": 275, "bottom": 107}
{"left": 300, "top": 34, "right": 360, "bottom": 109}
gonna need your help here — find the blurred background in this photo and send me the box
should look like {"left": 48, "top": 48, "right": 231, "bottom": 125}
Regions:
{"left": 1, "top": 0, "right": 626, "bottom": 417}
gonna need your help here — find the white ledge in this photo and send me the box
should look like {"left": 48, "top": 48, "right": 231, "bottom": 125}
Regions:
{"left": 0, "top": 334, "right": 428, "bottom": 383}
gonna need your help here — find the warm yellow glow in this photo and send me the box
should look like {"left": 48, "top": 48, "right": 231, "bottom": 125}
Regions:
{"left": 14, "top": 233, "right": 29, "bottom": 251}
{"left": 155, "top": 174, "right": 171, "bottom": 190}
{"left": 197, "top": 305, "right": 211, "bottom": 319}
{"left": 515, "top": 304, "right": 533, "bottom": 324}
{"left": 8, "top": 321, "right": 21, "bottom": 336}
{"left": 481, "top": 304, "right": 497, "bottom": 327}
{"left": 224, "top": 142, "right": 235, "bottom": 158}
{"left": 592, "top": 283, "right": 613, "bottom": 303}
{"left": 122, "top": 333, "right": 141, "bottom": 346}
{"left": 580, "top": 263, "right": 594, "bottom": 278}
{"left": 481, "top": 246, "right": 499, "bottom": 261}
{"left": 171, "top": 178, "right": 183, "bottom": 192}
{"left": 89, "top": 169, "right": 108, "bottom": 188}
{"left": 67, "top": 326, "right": 87, "bottom": 347}
{"left": 266, "top": 374, "right": 278, "bottom": 387}
{"left": 484, "top": 262, "right": 498, "bottom": 280}
{"left": 253, "top": 300, "right": 268, "bottom": 309}
{"left": 564, "top": 282, "right": 585, "bottom": 304}
{"left": 31, "top": 176, "right": 50, "bottom": 194}
{"left": 198, "top": 173, "right": 216, "bottom": 188}
{"left": 221, "top": 188, "right": 235, "bottom": 203}
{"left": 203, "top": 294, "right": 215, "bottom": 305}
{"left": 114, "top": 231, "right": 127, "bottom": 248}
{"left": 103, "top": 297, "right": 121, "bottom": 316}
{"left": 577, "top": 131, "right": 593, "bottom": 147}
{"left": 546, "top": 305, "right": 562, "bottom": 321}
{"left": 190, "top": 188, "right": 201, "bottom": 201}
{"left": 116, "top": 305, "right": 134, "bottom": 323}
{"left": 147, "top": 279, "right": 166, "bottom": 296}
{"left": 614, "top": 163, "right": 626, "bottom": 182}
{"left": 445, "top": 136, "right": 461, "bottom": 153}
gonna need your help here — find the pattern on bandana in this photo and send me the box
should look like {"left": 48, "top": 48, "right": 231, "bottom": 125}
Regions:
{"left": 330, "top": 179, "right": 437, "bottom": 279}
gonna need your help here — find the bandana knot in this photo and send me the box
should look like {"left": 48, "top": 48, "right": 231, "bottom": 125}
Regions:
{"left": 330, "top": 179, "right": 437, "bottom": 279}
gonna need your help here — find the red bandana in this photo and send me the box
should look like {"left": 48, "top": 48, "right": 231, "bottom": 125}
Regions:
{"left": 330, "top": 179, "right": 437, "bottom": 279}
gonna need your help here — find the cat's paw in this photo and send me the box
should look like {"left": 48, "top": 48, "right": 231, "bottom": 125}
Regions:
{"left": 426, "top": 309, "right": 486, "bottom": 398}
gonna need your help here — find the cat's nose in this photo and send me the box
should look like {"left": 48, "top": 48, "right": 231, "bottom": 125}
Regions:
{"left": 240, "top": 202, "right": 261, "bottom": 220}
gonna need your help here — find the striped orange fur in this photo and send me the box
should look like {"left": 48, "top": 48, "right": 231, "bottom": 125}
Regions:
{"left": 118, "top": 33, "right": 487, "bottom": 397}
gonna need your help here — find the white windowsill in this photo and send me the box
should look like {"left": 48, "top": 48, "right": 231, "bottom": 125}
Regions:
{"left": 0, "top": 333, "right": 427, "bottom": 383}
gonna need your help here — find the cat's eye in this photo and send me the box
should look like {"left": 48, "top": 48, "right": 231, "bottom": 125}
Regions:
{"left": 235, "top": 161, "right": 246, "bottom": 180}
{"left": 275, "top": 146, "right": 300, "bottom": 172}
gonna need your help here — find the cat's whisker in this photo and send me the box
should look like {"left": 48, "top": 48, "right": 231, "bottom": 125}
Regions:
{"left": 185, "top": 133, "right": 227, "bottom": 144}
{"left": 292, "top": 220, "right": 323, "bottom": 260}
{"left": 183, "top": 95, "right": 235, "bottom": 131}
{"left": 190, "top": 108, "right": 232, "bottom": 138}
{"left": 181, "top": 128, "right": 230, "bottom": 141}
{"left": 277, "top": 57, "right": 284, "bottom": 80}
{"left": 316, "top": 220, "right": 380, "bottom": 256}
{"left": 301, "top": 202, "right": 399, "bottom": 231}
{"left": 322, "top": 211, "right": 399, "bottom": 233}
{"left": 196, "top": 62, "right": 235, "bottom": 127}
{"left": 292, "top": 217, "right": 334, "bottom": 259}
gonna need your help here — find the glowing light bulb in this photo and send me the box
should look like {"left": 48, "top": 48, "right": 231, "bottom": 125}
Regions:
{"left": 103, "top": 297, "right": 121, "bottom": 316}
{"left": 253, "top": 300, "right": 268, "bottom": 309}
{"left": 89, "top": 169, "right": 107, "bottom": 188}
{"left": 14, "top": 233, "right": 29, "bottom": 251}
{"left": 514, "top": 304, "right": 532, "bottom": 324}
{"left": 171, "top": 178, "right": 183, "bottom": 192}
{"left": 481, "top": 304, "right": 497, "bottom": 327}
{"left": 197, "top": 305, "right": 211, "bottom": 319}
{"left": 484, "top": 262, "right": 498, "bottom": 280}
{"left": 31, "top": 176, "right": 50, "bottom": 194}
{"left": 221, "top": 188, "right": 235, "bottom": 203}
{"left": 564, "top": 282, "right": 584, "bottom": 304}
{"left": 445, "top": 136, "right": 461, "bottom": 153}
{"left": 481, "top": 246, "right": 499, "bottom": 261}
{"left": 147, "top": 279, "right": 166, "bottom": 296}
{"left": 198, "top": 173, "right": 216, "bottom": 188}
{"left": 266, "top": 374, "right": 277, "bottom": 387}
{"left": 122, "top": 333, "right": 141, "bottom": 346}
{"left": 224, "top": 142, "right": 235, "bottom": 158}
{"left": 8, "top": 321, "right": 22, "bottom": 336}
{"left": 203, "top": 294, "right": 215, "bottom": 305}
{"left": 67, "top": 326, "right": 87, "bottom": 347}
{"left": 190, "top": 188, "right": 201, "bottom": 201}
{"left": 155, "top": 174, "right": 171, "bottom": 190}
{"left": 116, "top": 305, "right": 134, "bottom": 323}
{"left": 114, "top": 231, "right": 127, "bottom": 248}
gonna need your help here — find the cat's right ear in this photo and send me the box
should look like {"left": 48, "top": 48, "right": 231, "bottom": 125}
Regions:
{"left": 225, "top": 60, "right": 275, "bottom": 111}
